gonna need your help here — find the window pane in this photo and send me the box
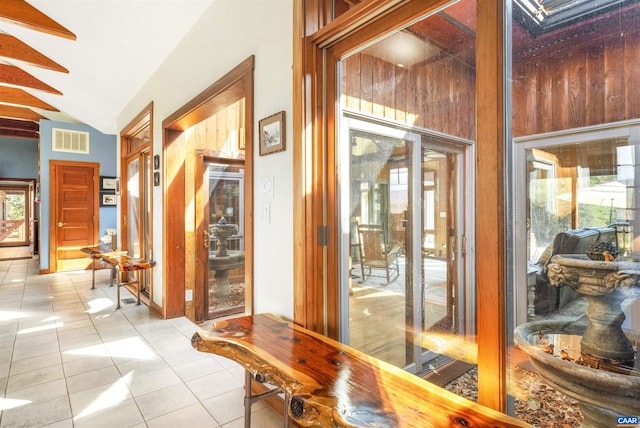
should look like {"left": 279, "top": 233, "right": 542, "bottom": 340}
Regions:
{"left": 339, "top": 0, "right": 477, "bottom": 398}
{"left": 511, "top": 0, "right": 640, "bottom": 425}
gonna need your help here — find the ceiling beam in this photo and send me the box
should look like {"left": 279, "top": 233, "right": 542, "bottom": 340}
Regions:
{"left": 0, "top": 0, "right": 76, "bottom": 40}
{"left": 0, "top": 104, "right": 45, "bottom": 121}
{"left": 0, "top": 127, "right": 39, "bottom": 139}
{"left": 0, "top": 64, "right": 62, "bottom": 95}
{"left": 0, "top": 86, "right": 59, "bottom": 111}
{"left": 0, "top": 34, "right": 68, "bottom": 73}
{"left": 0, "top": 117, "right": 39, "bottom": 131}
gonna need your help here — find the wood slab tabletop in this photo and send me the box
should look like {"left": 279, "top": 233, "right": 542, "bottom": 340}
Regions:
{"left": 192, "top": 313, "right": 531, "bottom": 427}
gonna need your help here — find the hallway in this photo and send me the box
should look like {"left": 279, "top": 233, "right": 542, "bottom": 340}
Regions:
{"left": 0, "top": 258, "right": 282, "bottom": 427}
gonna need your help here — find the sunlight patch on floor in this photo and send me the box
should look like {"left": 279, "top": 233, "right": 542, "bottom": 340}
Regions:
{"left": 63, "top": 337, "right": 157, "bottom": 360}
{"left": 73, "top": 373, "right": 132, "bottom": 420}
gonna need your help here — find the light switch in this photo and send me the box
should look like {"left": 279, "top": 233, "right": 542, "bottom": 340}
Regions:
{"left": 259, "top": 203, "right": 270, "bottom": 224}
{"left": 260, "top": 177, "right": 274, "bottom": 199}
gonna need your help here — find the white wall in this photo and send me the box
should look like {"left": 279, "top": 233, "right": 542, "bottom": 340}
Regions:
{"left": 117, "top": 0, "right": 294, "bottom": 319}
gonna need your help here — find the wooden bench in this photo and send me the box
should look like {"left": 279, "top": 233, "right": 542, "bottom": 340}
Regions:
{"left": 191, "top": 313, "right": 531, "bottom": 428}
{"left": 81, "top": 245, "right": 155, "bottom": 309}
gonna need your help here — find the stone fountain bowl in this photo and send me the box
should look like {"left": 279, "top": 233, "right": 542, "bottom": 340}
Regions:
{"left": 514, "top": 319, "right": 640, "bottom": 421}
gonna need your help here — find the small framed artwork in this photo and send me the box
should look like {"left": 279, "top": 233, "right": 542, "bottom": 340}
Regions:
{"left": 153, "top": 155, "right": 160, "bottom": 170}
{"left": 154, "top": 172, "right": 160, "bottom": 186}
{"left": 100, "top": 176, "right": 117, "bottom": 192}
{"left": 101, "top": 193, "right": 117, "bottom": 207}
{"left": 259, "top": 111, "right": 285, "bottom": 156}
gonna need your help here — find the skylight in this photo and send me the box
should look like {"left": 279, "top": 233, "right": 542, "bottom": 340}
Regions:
{"left": 514, "top": 0, "right": 628, "bottom": 36}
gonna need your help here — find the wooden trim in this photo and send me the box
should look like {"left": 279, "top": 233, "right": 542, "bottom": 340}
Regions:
{"left": 120, "top": 102, "right": 154, "bottom": 310}
{"left": 0, "top": 64, "right": 62, "bottom": 95}
{"left": 0, "top": 105, "right": 44, "bottom": 122}
{"left": 0, "top": 129, "right": 38, "bottom": 139}
{"left": 48, "top": 160, "right": 100, "bottom": 273}
{"left": 0, "top": 86, "right": 59, "bottom": 111}
{"left": 162, "top": 56, "right": 255, "bottom": 131}
{"left": 0, "top": 33, "right": 68, "bottom": 72}
{"left": 475, "top": 0, "right": 506, "bottom": 412}
{"left": 163, "top": 57, "right": 255, "bottom": 320}
{"left": 0, "top": 0, "right": 76, "bottom": 40}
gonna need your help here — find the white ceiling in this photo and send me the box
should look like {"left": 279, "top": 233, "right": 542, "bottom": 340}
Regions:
{"left": 1, "top": 0, "right": 215, "bottom": 135}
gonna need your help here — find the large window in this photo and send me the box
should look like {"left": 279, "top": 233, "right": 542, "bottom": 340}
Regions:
{"left": 510, "top": 0, "right": 640, "bottom": 424}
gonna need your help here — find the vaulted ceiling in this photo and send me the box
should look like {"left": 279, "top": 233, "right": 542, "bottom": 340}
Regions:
{"left": 0, "top": 0, "right": 213, "bottom": 139}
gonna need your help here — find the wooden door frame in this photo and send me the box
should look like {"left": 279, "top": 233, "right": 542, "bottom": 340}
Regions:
{"left": 0, "top": 180, "right": 33, "bottom": 248}
{"left": 294, "top": 0, "right": 507, "bottom": 412}
{"left": 162, "top": 56, "right": 254, "bottom": 321}
{"left": 48, "top": 160, "right": 100, "bottom": 273}
{"left": 120, "top": 103, "right": 155, "bottom": 311}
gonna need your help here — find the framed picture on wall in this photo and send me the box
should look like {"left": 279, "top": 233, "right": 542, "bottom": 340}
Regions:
{"left": 101, "top": 193, "right": 117, "bottom": 207}
{"left": 100, "top": 176, "right": 117, "bottom": 192}
{"left": 259, "top": 111, "right": 285, "bottom": 156}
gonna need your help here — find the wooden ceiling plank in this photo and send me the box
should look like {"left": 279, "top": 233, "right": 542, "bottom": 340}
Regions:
{"left": 0, "top": 128, "right": 39, "bottom": 139}
{"left": 0, "top": 34, "right": 68, "bottom": 73}
{"left": 0, "top": 86, "right": 59, "bottom": 111}
{"left": 0, "top": 104, "right": 45, "bottom": 121}
{"left": 0, "top": 117, "right": 39, "bottom": 132}
{"left": 0, "top": 64, "right": 62, "bottom": 95}
{"left": 0, "top": 0, "right": 76, "bottom": 40}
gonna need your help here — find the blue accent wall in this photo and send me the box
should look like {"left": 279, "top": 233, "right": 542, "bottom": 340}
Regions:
{"left": 0, "top": 137, "right": 38, "bottom": 179}
{"left": 39, "top": 120, "right": 117, "bottom": 271}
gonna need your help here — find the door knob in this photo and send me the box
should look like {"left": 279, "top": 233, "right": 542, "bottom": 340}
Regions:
{"left": 58, "top": 222, "right": 66, "bottom": 227}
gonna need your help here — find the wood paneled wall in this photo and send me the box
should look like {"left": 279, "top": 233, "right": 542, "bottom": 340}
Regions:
{"left": 341, "top": 26, "right": 640, "bottom": 141}
{"left": 513, "top": 28, "right": 640, "bottom": 137}
{"left": 341, "top": 52, "right": 476, "bottom": 140}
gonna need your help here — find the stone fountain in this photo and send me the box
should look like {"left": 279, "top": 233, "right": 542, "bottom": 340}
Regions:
{"left": 209, "top": 217, "right": 244, "bottom": 299}
{"left": 514, "top": 254, "right": 640, "bottom": 427}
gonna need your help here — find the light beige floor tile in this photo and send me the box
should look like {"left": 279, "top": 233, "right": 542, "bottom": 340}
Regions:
{"left": 172, "top": 355, "right": 225, "bottom": 382}
{"left": 41, "top": 418, "right": 74, "bottom": 428}
{"left": 146, "top": 403, "right": 220, "bottom": 428}
{"left": 72, "top": 397, "right": 144, "bottom": 428}
{"left": 66, "top": 366, "right": 122, "bottom": 394}
{"left": 6, "top": 378, "right": 68, "bottom": 404}
{"left": 186, "top": 369, "right": 243, "bottom": 401}
{"left": 134, "top": 383, "right": 199, "bottom": 420}
{"left": 0, "top": 395, "right": 72, "bottom": 428}
{"left": 6, "top": 364, "right": 64, "bottom": 393}
{"left": 124, "top": 366, "right": 182, "bottom": 397}
{"left": 62, "top": 355, "right": 115, "bottom": 377}
{"left": 9, "top": 352, "right": 62, "bottom": 376}
{"left": 11, "top": 340, "right": 60, "bottom": 361}
{"left": 201, "top": 387, "right": 246, "bottom": 425}
{"left": 68, "top": 380, "right": 132, "bottom": 417}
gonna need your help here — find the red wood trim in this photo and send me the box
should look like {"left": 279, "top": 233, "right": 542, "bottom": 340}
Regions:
{"left": 0, "top": 33, "right": 68, "bottom": 72}
{"left": 0, "top": 0, "right": 76, "bottom": 40}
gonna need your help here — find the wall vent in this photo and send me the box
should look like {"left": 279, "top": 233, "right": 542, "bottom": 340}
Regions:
{"left": 52, "top": 128, "right": 90, "bottom": 154}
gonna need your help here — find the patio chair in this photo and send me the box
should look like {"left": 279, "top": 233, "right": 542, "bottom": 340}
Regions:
{"left": 357, "top": 223, "right": 400, "bottom": 283}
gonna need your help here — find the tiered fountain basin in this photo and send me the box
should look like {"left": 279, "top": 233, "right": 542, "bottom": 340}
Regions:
{"left": 209, "top": 219, "right": 244, "bottom": 299}
{"left": 514, "top": 254, "right": 640, "bottom": 427}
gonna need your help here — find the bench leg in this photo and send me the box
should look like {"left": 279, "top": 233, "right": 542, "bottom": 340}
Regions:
{"left": 91, "top": 258, "right": 96, "bottom": 290}
{"left": 243, "top": 370, "right": 289, "bottom": 427}
{"left": 244, "top": 371, "right": 252, "bottom": 428}
{"left": 115, "top": 266, "right": 122, "bottom": 309}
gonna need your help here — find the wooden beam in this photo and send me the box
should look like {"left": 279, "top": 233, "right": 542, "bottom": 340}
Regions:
{"left": 0, "top": 117, "right": 39, "bottom": 131}
{"left": 0, "top": 64, "right": 62, "bottom": 95}
{"left": 0, "top": 0, "right": 76, "bottom": 40}
{"left": 0, "top": 128, "right": 38, "bottom": 139}
{"left": 476, "top": 0, "right": 506, "bottom": 413}
{"left": 0, "top": 86, "right": 59, "bottom": 111}
{"left": 0, "top": 34, "right": 68, "bottom": 73}
{"left": 0, "top": 104, "right": 45, "bottom": 121}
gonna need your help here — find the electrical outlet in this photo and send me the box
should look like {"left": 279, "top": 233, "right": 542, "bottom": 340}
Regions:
{"left": 185, "top": 290, "right": 193, "bottom": 302}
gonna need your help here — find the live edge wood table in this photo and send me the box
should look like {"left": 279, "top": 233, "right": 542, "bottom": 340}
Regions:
{"left": 191, "top": 314, "right": 531, "bottom": 428}
{"left": 81, "top": 245, "right": 155, "bottom": 309}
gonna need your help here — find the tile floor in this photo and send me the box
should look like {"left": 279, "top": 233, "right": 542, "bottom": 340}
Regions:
{"left": 0, "top": 257, "right": 284, "bottom": 427}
